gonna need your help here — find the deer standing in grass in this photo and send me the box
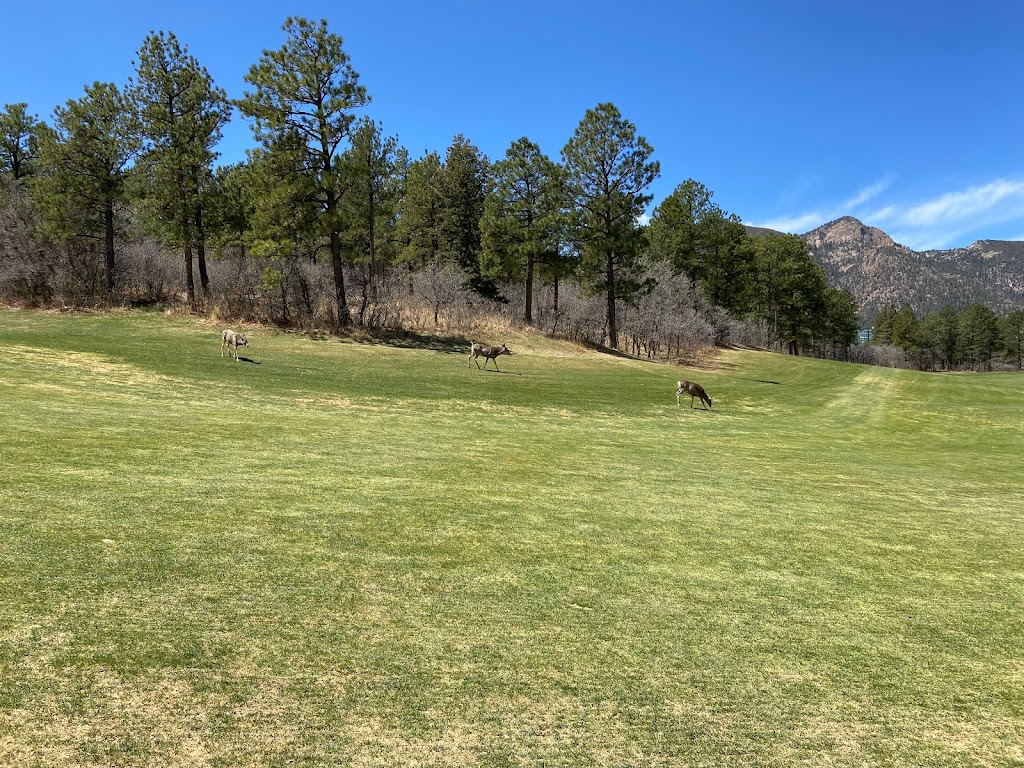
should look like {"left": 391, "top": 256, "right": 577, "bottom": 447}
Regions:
{"left": 677, "top": 379, "right": 713, "bottom": 409}
{"left": 469, "top": 342, "right": 511, "bottom": 371}
{"left": 221, "top": 329, "right": 249, "bottom": 361}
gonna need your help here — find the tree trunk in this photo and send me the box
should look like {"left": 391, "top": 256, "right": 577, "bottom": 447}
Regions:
{"left": 184, "top": 240, "right": 196, "bottom": 309}
{"left": 525, "top": 253, "right": 535, "bottom": 324}
{"left": 358, "top": 276, "right": 369, "bottom": 326}
{"left": 330, "top": 233, "right": 350, "bottom": 326}
{"left": 104, "top": 199, "right": 115, "bottom": 299}
{"left": 368, "top": 185, "right": 378, "bottom": 305}
{"left": 326, "top": 186, "right": 350, "bottom": 327}
{"left": 606, "top": 251, "right": 618, "bottom": 350}
{"left": 196, "top": 205, "right": 210, "bottom": 301}
{"left": 175, "top": 169, "right": 196, "bottom": 309}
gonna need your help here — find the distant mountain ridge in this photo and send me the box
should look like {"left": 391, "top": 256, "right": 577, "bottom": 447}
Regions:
{"left": 746, "top": 216, "right": 1024, "bottom": 320}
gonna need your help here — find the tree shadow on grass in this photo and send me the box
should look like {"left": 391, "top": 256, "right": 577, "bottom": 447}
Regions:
{"left": 357, "top": 330, "right": 470, "bottom": 355}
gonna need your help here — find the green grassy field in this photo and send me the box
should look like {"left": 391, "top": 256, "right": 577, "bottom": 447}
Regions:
{"left": 1, "top": 308, "right": 1022, "bottom": 767}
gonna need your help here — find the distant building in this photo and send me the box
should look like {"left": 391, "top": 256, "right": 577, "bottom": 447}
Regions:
{"left": 857, "top": 328, "right": 873, "bottom": 345}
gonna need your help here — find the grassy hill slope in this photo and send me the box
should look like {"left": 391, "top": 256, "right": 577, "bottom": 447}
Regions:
{"left": 1, "top": 309, "right": 1022, "bottom": 766}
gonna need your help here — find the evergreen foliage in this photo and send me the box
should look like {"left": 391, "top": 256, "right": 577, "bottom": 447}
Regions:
{"left": 0, "top": 102, "right": 49, "bottom": 180}
{"left": 236, "top": 16, "right": 370, "bottom": 327}
{"left": 129, "top": 30, "right": 231, "bottom": 308}
{"left": 33, "top": 82, "right": 141, "bottom": 297}
{"left": 480, "top": 137, "right": 566, "bottom": 323}
{"left": 2, "top": 20, "right": 1019, "bottom": 367}
{"left": 562, "top": 103, "right": 660, "bottom": 350}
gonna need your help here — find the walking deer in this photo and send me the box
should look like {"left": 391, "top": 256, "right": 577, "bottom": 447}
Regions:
{"left": 221, "top": 329, "right": 249, "bottom": 361}
{"left": 468, "top": 342, "right": 511, "bottom": 371}
{"left": 677, "top": 379, "right": 713, "bottom": 409}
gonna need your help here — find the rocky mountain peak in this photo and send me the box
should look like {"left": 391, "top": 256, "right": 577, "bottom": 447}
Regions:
{"left": 797, "top": 218, "right": 1024, "bottom": 319}
{"left": 803, "top": 216, "right": 900, "bottom": 251}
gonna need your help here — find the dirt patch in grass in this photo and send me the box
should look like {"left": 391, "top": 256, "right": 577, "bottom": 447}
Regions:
{"left": 1, "top": 345, "right": 175, "bottom": 389}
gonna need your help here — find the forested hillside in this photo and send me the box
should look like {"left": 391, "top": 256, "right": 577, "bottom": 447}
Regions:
{"left": 0, "top": 17, "right": 858, "bottom": 364}
{"left": 3, "top": 17, "right": 1021, "bottom": 369}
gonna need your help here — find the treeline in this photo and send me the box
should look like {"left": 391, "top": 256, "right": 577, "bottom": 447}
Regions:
{"left": 0, "top": 16, "right": 858, "bottom": 359}
{"left": 869, "top": 303, "right": 1024, "bottom": 371}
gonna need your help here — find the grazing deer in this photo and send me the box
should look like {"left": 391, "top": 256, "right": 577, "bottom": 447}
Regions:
{"left": 677, "top": 379, "right": 713, "bottom": 409}
{"left": 468, "top": 342, "right": 511, "bottom": 371}
{"left": 221, "top": 329, "right": 249, "bottom": 361}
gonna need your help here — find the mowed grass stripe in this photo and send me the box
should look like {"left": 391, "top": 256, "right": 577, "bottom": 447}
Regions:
{"left": 1, "top": 308, "right": 1023, "bottom": 766}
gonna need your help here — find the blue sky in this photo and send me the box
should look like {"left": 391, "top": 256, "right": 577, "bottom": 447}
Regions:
{"left": 4, "top": 0, "right": 1024, "bottom": 250}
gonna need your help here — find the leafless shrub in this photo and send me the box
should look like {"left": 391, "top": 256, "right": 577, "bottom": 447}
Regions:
{"left": 401, "top": 261, "right": 476, "bottom": 331}
{"left": 0, "top": 178, "right": 55, "bottom": 305}
{"left": 118, "top": 239, "right": 180, "bottom": 304}
{"left": 848, "top": 343, "right": 910, "bottom": 368}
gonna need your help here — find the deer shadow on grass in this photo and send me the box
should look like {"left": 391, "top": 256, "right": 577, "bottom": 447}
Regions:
{"left": 235, "top": 356, "right": 261, "bottom": 365}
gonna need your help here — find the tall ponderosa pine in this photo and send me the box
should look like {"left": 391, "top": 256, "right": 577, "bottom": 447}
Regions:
{"left": 819, "top": 286, "right": 861, "bottom": 358}
{"left": 562, "top": 103, "right": 659, "bottom": 349}
{"left": 750, "top": 233, "right": 829, "bottom": 354}
{"left": 957, "top": 303, "right": 1000, "bottom": 370}
{"left": 396, "top": 151, "right": 445, "bottom": 268}
{"left": 648, "top": 179, "right": 750, "bottom": 312}
{"left": 922, "top": 305, "right": 959, "bottom": 370}
{"left": 481, "top": 137, "right": 564, "bottom": 323}
{"left": 0, "top": 103, "right": 49, "bottom": 181}
{"left": 338, "top": 118, "right": 404, "bottom": 323}
{"left": 648, "top": 179, "right": 714, "bottom": 286}
{"left": 205, "top": 162, "right": 256, "bottom": 258}
{"left": 244, "top": 131, "right": 322, "bottom": 267}
{"left": 872, "top": 304, "right": 897, "bottom": 345}
{"left": 236, "top": 16, "right": 370, "bottom": 327}
{"left": 440, "top": 134, "right": 493, "bottom": 297}
{"left": 130, "top": 31, "right": 230, "bottom": 308}
{"left": 999, "top": 310, "right": 1024, "bottom": 370}
{"left": 34, "top": 82, "right": 141, "bottom": 297}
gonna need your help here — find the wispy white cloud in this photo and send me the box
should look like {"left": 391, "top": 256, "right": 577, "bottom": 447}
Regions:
{"left": 756, "top": 211, "right": 826, "bottom": 233}
{"left": 842, "top": 177, "right": 892, "bottom": 209}
{"left": 754, "top": 177, "right": 1024, "bottom": 249}
{"left": 754, "top": 178, "right": 892, "bottom": 234}
{"left": 900, "top": 180, "right": 1024, "bottom": 227}
{"left": 884, "top": 180, "right": 1024, "bottom": 249}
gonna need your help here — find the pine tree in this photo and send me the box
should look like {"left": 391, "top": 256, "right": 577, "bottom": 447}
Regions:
{"left": 0, "top": 103, "right": 49, "bottom": 181}
{"left": 337, "top": 118, "right": 404, "bottom": 324}
{"left": 481, "top": 137, "right": 564, "bottom": 323}
{"left": 440, "top": 134, "right": 494, "bottom": 298}
{"left": 562, "top": 103, "right": 659, "bottom": 350}
{"left": 130, "top": 30, "right": 230, "bottom": 308}
{"left": 236, "top": 17, "right": 370, "bottom": 327}
{"left": 34, "top": 82, "right": 141, "bottom": 298}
